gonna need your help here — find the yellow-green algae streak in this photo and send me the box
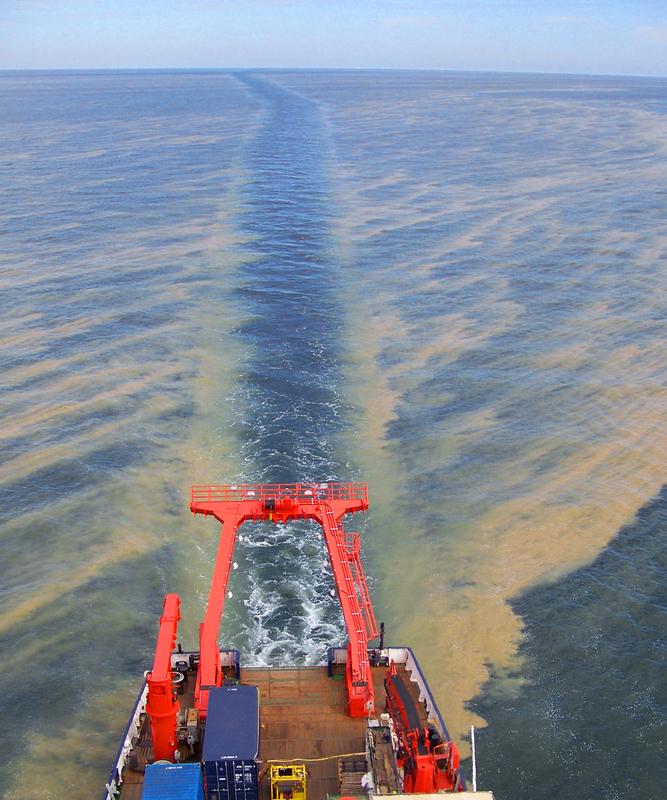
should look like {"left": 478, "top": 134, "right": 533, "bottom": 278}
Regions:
{"left": 1, "top": 72, "right": 260, "bottom": 798}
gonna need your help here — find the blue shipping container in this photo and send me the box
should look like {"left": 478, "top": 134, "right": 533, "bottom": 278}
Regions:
{"left": 203, "top": 685, "right": 259, "bottom": 761}
{"left": 141, "top": 762, "right": 205, "bottom": 800}
{"left": 203, "top": 759, "right": 258, "bottom": 800}
{"left": 203, "top": 685, "right": 260, "bottom": 800}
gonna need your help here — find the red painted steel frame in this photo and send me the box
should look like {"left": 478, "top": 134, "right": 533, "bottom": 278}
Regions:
{"left": 146, "top": 593, "right": 181, "bottom": 761}
{"left": 190, "top": 482, "right": 377, "bottom": 717}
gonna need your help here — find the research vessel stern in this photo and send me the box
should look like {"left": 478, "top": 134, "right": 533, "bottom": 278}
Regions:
{"left": 104, "top": 483, "right": 493, "bottom": 800}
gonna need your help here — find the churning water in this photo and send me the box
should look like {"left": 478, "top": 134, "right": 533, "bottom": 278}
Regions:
{"left": 1, "top": 70, "right": 666, "bottom": 799}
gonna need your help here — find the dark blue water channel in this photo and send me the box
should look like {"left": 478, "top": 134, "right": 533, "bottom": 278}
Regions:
{"left": 215, "top": 75, "right": 354, "bottom": 667}
{"left": 232, "top": 74, "right": 347, "bottom": 483}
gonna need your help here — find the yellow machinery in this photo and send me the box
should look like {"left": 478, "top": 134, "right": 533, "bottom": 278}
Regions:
{"left": 270, "top": 764, "right": 307, "bottom": 800}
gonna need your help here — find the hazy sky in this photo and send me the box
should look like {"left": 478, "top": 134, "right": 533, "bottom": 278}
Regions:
{"left": 1, "top": 0, "right": 667, "bottom": 76}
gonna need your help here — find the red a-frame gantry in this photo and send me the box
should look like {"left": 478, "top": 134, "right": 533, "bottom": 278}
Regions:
{"left": 146, "top": 483, "right": 378, "bottom": 758}
{"left": 189, "top": 482, "right": 379, "bottom": 718}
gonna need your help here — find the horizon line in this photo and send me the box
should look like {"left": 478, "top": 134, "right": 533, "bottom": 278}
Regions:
{"left": 1, "top": 66, "right": 667, "bottom": 80}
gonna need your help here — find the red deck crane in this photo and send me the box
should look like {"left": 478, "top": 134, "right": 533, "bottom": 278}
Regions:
{"left": 146, "top": 482, "right": 379, "bottom": 758}
{"left": 145, "top": 593, "right": 181, "bottom": 761}
{"left": 384, "top": 660, "right": 462, "bottom": 792}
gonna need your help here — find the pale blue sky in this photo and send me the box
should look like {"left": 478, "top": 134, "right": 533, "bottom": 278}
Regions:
{"left": 1, "top": 1, "right": 666, "bottom": 76}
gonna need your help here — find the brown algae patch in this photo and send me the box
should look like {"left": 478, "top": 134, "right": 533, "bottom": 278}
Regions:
{"left": 330, "top": 93, "right": 667, "bottom": 748}
{"left": 1, "top": 210, "right": 254, "bottom": 800}
{"left": 341, "top": 302, "right": 667, "bottom": 746}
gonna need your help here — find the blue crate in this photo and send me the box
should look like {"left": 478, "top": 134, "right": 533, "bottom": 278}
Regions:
{"left": 141, "top": 762, "right": 205, "bottom": 800}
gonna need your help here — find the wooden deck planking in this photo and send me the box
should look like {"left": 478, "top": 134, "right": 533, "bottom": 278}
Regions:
{"left": 245, "top": 666, "right": 367, "bottom": 800}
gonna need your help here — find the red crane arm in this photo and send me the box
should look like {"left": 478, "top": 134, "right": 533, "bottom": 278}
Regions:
{"left": 146, "top": 593, "right": 181, "bottom": 761}
{"left": 190, "top": 482, "right": 377, "bottom": 717}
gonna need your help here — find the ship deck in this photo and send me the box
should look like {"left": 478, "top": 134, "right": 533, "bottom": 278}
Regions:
{"left": 119, "top": 662, "right": 427, "bottom": 800}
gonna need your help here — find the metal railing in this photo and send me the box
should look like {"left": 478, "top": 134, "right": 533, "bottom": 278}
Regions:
{"left": 191, "top": 482, "right": 368, "bottom": 505}
{"left": 346, "top": 533, "right": 380, "bottom": 640}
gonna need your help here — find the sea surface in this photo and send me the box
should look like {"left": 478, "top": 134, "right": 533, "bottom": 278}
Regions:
{"left": 1, "top": 69, "right": 666, "bottom": 799}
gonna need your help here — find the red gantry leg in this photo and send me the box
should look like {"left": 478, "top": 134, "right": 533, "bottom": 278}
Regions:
{"left": 194, "top": 509, "right": 244, "bottom": 715}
